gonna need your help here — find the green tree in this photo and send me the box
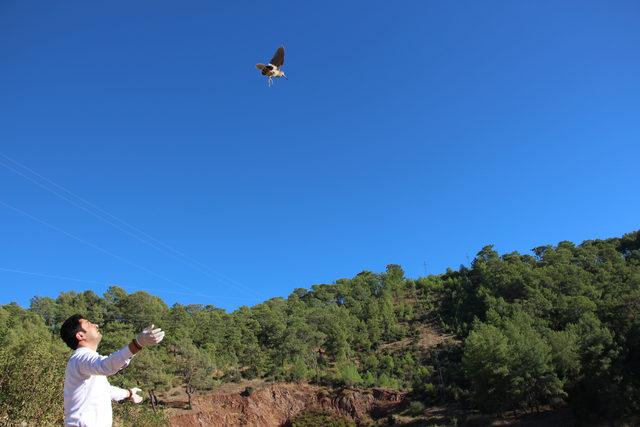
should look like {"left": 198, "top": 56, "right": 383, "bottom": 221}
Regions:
{"left": 463, "top": 311, "right": 564, "bottom": 413}
{"left": 336, "top": 362, "right": 362, "bottom": 387}
{"left": 0, "top": 305, "right": 67, "bottom": 425}
{"left": 174, "top": 338, "right": 216, "bottom": 409}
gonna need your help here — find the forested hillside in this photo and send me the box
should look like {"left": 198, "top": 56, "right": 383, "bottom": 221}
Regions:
{"left": 1, "top": 231, "right": 638, "bottom": 425}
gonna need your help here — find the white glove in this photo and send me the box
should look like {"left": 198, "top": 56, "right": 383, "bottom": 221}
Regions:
{"left": 129, "top": 387, "right": 143, "bottom": 404}
{"left": 135, "top": 324, "right": 165, "bottom": 348}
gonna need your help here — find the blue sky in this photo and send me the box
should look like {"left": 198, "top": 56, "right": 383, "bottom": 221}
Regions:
{"left": 1, "top": 1, "right": 639, "bottom": 311}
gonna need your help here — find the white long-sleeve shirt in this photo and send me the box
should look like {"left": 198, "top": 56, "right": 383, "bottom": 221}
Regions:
{"left": 63, "top": 345, "right": 135, "bottom": 427}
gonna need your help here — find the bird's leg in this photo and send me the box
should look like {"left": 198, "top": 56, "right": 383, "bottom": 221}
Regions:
{"left": 268, "top": 76, "right": 272, "bottom": 87}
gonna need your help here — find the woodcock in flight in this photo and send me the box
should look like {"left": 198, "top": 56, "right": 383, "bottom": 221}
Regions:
{"left": 256, "top": 46, "right": 287, "bottom": 86}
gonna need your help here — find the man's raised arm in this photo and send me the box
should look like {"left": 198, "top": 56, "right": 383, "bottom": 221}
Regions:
{"left": 76, "top": 325, "right": 165, "bottom": 377}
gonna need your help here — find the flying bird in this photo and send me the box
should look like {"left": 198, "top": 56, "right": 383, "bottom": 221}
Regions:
{"left": 256, "top": 46, "right": 287, "bottom": 86}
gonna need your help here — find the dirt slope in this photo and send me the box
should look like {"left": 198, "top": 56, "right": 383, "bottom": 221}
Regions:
{"left": 168, "top": 382, "right": 405, "bottom": 427}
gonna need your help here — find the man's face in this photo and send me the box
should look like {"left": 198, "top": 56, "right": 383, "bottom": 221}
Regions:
{"left": 76, "top": 319, "right": 102, "bottom": 347}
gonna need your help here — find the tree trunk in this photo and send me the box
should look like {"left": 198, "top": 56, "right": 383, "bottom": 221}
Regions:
{"left": 186, "top": 384, "right": 193, "bottom": 410}
{"left": 148, "top": 389, "right": 157, "bottom": 412}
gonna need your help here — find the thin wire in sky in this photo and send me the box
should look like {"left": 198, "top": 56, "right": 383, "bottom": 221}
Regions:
{"left": 0, "top": 200, "right": 217, "bottom": 298}
{"left": 0, "top": 152, "right": 261, "bottom": 298}
{"left": 0, "top": 265, "right": 256, "bottom": 302}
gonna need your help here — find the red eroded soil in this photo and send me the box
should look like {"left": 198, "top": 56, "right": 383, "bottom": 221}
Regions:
{"left": 167, "top": 382, "right": 406, "bottom": 427}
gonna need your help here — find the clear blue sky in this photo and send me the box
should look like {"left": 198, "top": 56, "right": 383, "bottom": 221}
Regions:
{"left": 1, "top": 1, "right": 639, "bottom": 311}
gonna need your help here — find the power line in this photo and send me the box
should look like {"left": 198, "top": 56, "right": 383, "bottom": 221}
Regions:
{"left": 0, "top": 200, "right": 203, "bottom": 296}
{"left": 0, "top": 153, "right": 261, "bottom": 298}
{"left": 0, "top": 266, "right": 103, "bottom": 285}
{"left": 0, "top": 266, "right": 255, "bottom": 302}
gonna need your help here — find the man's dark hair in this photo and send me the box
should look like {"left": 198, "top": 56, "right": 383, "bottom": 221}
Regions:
{"left": 60, "top": 314, "right": 85, "bottom": 350}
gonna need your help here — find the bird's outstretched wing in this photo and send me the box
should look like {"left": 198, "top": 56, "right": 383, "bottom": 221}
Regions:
{"left": 269, "top": 46, "right": 285, "bottom": 67}
{"left": 256, "top": 63, "right": 266, "bottom": 70}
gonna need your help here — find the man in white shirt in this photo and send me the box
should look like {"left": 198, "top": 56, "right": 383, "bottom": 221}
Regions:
{"left": 60, "top": 314, "right": 165, "bottom": 427}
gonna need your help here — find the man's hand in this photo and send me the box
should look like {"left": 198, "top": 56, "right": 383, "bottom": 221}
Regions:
{"left": 135, "top": 324, "right": 165, "bottom": 348}
{"left": 129, "top": 387, "right": 143, "bottom": 404}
